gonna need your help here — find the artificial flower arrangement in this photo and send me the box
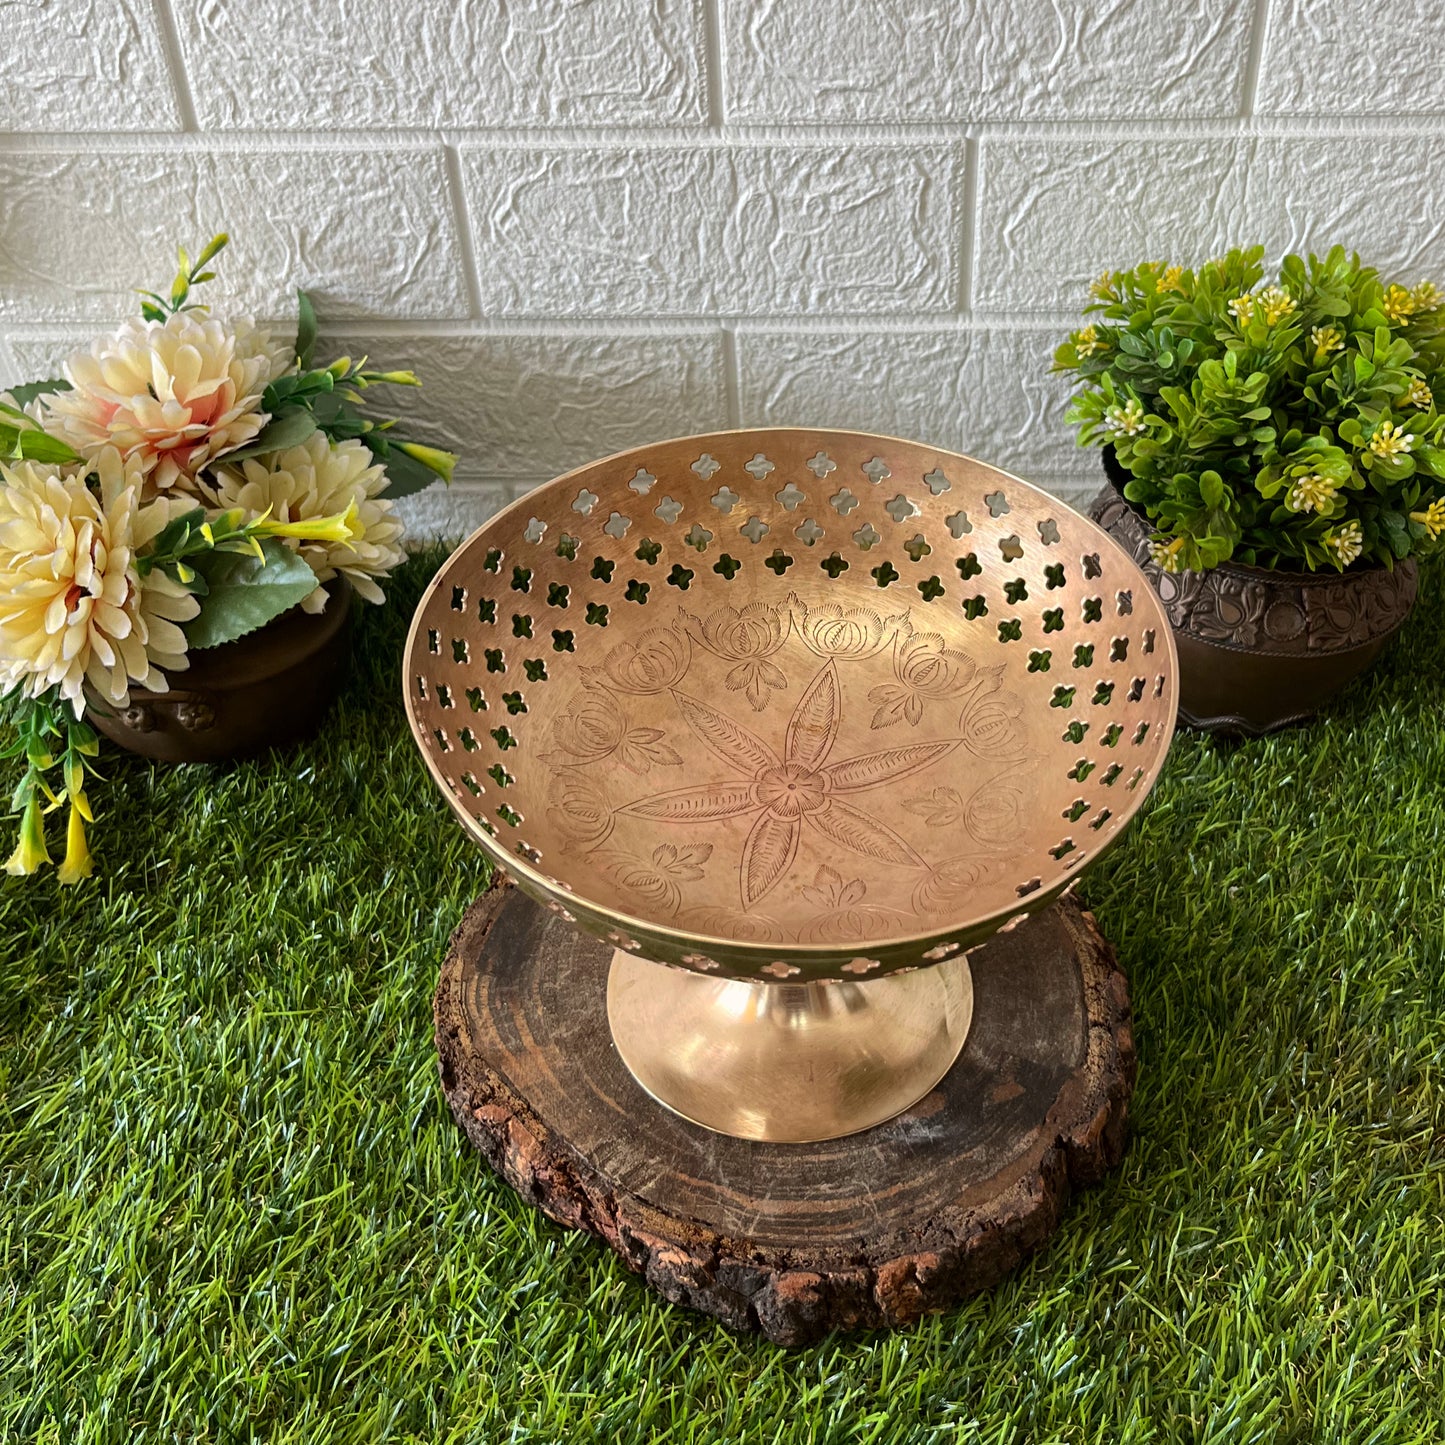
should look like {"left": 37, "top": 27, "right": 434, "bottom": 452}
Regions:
{"left": 1, "top": 235, "right": 456, "bottom": 882}
{"left": 1054, "top": 246, "right": 1445, "bottom": 574}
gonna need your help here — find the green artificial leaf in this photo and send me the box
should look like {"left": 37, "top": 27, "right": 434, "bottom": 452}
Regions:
{"left": 185, "top": 539, "right": 319, "bottom": 649}
{"left": 295, "top": 290, "right": 318, "bottom": 370}
{"left": 0, "top": 422, "right": 82, "bottom": 464}
{"left": 221, "top": 407, "right": 317, "bottom": 465}
{"left": 7, "top": 378, "right": 71, "bottom": 408}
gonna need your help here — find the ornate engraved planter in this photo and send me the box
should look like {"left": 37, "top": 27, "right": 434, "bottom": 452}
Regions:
{"left": 1090, "top": 453, "right": 1418, "bottom": 735}
{"left": 91, "top": 579, "right": 352, "bottom": 764}
{"left": 406, "top": 429, "right": 1179, "bottom": 1143}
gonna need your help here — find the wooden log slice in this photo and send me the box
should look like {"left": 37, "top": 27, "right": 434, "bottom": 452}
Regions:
{"left": 434, "top": 880, "right": 1135, "bottom": 1347}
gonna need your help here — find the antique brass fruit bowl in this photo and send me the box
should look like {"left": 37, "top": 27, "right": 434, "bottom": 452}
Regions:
{"left": 406, "top": 430, "right": 1178, "bottom": 1141}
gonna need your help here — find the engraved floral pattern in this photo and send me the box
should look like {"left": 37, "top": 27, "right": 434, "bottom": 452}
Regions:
{"left": 679, "top": 602, "right": 790, "bottom": 711}
{"left": 599, "top": 627, "right": 691, "bottom": 694}
{"left": 594, "top": 842, "right": 713, "bottom": 915}
{"left": 786, "top": 594, "right": 908, "bottom": 660}
{"left": 869, "top": 632, "right": 989, "bottom": 728}
{"left": 618, "top": 661, "right": 960, "bottom": 908}
{"left": 797, "top": 867, "right": 911, "bottom": 943}
{"left": 545, "top": 688, "right": 682, "bottom": 773}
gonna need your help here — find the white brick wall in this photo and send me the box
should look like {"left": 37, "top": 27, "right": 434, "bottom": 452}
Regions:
{"left": 2, "top": 0, "right": 1443, "bottom": 537}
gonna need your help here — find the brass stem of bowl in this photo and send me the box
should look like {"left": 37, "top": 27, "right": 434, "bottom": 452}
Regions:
{"left": 606, "top": 951, "right": 974, "bottom": 1142}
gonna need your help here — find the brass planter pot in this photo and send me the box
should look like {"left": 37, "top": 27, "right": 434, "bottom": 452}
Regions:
{"left": 91, "top": 578, "right": 353, "bottom": 764}
{"left": 1090, "top": 453, "right": 1418, "bottom": 735}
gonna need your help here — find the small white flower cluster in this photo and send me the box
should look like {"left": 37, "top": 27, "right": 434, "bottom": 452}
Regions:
{"left": 1369, "top": 421, "right": 1415, "bottom": 461}
{"left": 1326, "top": 521, "right": 1364, "bottom": 566}
{"left": 1285, "top": 473, "right": 1339, "bottom": 515}
{"left": 1104, "top": 397, "right": 1147, "bottom": 437}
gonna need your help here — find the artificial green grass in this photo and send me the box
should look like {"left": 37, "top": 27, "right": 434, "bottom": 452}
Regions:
{"left": 4, "top": 547, "right": 1445, "bottom": 1444}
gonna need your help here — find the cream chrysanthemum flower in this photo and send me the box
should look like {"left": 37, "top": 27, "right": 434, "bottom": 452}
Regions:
{"left": 41, "top": 312, "right": 290, "bottom": 495}
{"left": 0, "top": 449, "right": 197, "bottom": 711}
{"left": 208, "top": 434, "right": 405, "bottom": 612}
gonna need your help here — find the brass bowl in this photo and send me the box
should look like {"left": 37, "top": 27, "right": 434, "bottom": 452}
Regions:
{"left": 406, "top": 429, "right": 1178, "bottom": 1139}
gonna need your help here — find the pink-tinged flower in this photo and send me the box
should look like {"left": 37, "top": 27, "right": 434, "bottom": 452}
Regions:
{"left": 786, "top": 593, "right": 907, "bottom": 660}
{"left": 0, "top": 450, "right": 197, "bottom": 712}
{"left": 619, "top": 662, "right": 958, "bottom": 908}
{"left": 681, "top": 602, "right": 789, "bottom": 711}
{"left": 42, "top": 313, "right": 289, "bottom": 495}
{"left": 600, "top": 626, "right": 690, "bottom": 694}
{"left": 869, "top": 631, "right": 979, "bottom": 728}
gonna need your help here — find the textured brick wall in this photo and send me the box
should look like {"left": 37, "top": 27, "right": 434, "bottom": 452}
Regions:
{"left": 1, "top": 0, "right": 1441, "bottom": 537}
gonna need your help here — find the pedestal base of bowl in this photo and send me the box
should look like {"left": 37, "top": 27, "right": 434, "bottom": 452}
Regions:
{"left": 607, "top": 951, "right": 973, "bottom": 1142}
{"left": 434, "top": 878, "right": 1137, "bottom": 1346}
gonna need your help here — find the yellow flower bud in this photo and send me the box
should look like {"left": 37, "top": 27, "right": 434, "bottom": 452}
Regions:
{"left": 395, "top": 441, "right": 457, "bottom": 483}
{"left": 57, "top": 798, "right": 94, "bottom": 885}
{"left": 5, "top": 795, "right": 51, "bottom": 877}
{"left": 252, "top": 501, "right": 358, "bottom": 548}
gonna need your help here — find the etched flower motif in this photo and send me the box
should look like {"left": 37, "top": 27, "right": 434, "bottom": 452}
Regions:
{"left": 797, "top": 866, "right": 903, "bottom": 943}
{"left": 595, "top": 842, "right": 712, "bottom": 915}
{"left": 600, "top": 626, "right": 690, "bottom": 694}
{"left": 547, "top": 768, "right": 615, "bottom": 848}
{"left": 786, "top": 594, "right": 906, "bottom": 661}
{"left": 1286, "top": 473, "right": 1340, "bottom": 515}
{"left": 619, "top": 662, "right": 958, "bottom": 908}
{"left": 869, "top": 632, "right": 978, "bottom": 728}
{"left": 547, "top": 688, "right": 681, "bottom": 774}
{"left": 680, "top": 602, "right": 789, "bottom": 711}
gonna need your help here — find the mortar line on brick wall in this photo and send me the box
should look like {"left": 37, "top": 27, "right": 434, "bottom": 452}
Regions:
{"left": 1240, "top": 0, "right": 1272, "bottom": 117}
{"left": 720, "top": 327, "right": 742, "bottom": 426}
{"left": 443, "top": 146, "right": 484, "bottom": 321}
{"left": 4, "top": 118, "right": 1445, "bottom": 154}
{"left": 701, "top": 0, "right": 727, "bottom": 129}
{"left": 2, "top": 316, "right": 1081, "bottom": 350}
{"left": 151, "top": 0, "right": 198, "bottom": 131}
{"left": 956, "top": 134, "right": 980, "bottom": 316}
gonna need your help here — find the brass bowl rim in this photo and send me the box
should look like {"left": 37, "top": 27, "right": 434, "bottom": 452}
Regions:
{"left": 404, "top": 426, "right": 1181, "bottom": 961}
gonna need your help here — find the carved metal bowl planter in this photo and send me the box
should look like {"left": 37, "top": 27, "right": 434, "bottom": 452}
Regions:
{"left": 1090, "top": 449, "right": 1419, "bottom": 735}
{"left": 406, "top": 430, "right": 1178, "bottom": 1142}
{"left": 90, "top": 578, "right": 353, "bottom": 764}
